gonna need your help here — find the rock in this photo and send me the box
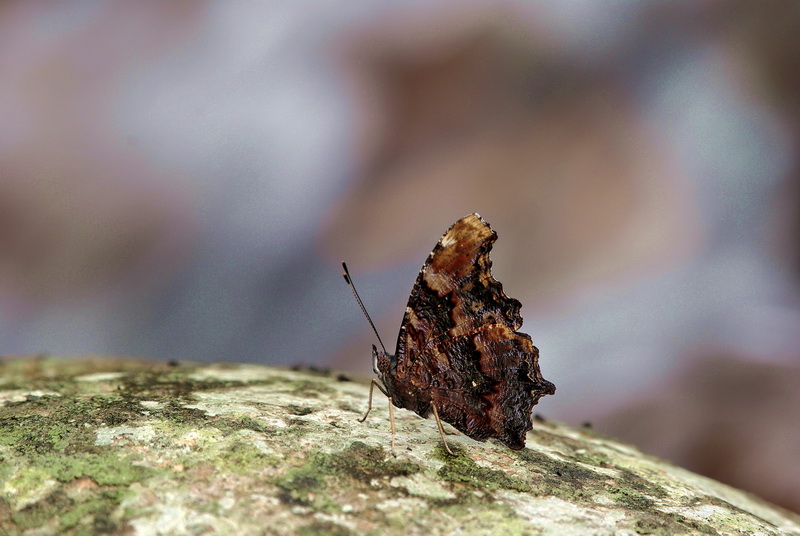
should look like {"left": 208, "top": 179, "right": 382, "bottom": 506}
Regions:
{"left": 1, "top": 355, "right": 798, "bottom": 535}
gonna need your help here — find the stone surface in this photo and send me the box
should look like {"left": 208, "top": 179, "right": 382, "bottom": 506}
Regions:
{"left": 1, "top": 355, "right": 799, "bottom": 535}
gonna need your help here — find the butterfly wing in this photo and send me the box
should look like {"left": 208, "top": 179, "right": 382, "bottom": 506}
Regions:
{"left": 389, "top": 213, "right": 555, "bottom": 449}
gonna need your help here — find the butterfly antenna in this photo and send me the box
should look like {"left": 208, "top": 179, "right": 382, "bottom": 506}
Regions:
{"left": 342, "top": 261, "right": 388, "bottom": 354}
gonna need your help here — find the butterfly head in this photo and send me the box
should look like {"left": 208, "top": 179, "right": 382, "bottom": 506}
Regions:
{"left": 371, "top": 344, "right": 397, "bottom": 378}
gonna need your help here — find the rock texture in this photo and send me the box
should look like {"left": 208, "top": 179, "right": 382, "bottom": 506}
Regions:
{"left": 1, "top": 355, "right": 799, "bottom": 535}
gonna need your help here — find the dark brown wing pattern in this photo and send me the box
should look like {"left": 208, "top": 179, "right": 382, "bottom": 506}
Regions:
{"left": 380, "top": 213, "right": 555, "bottom": 450}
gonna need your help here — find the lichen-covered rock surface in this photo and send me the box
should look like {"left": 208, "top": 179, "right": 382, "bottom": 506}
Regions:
{"left": 1, "top": 355, "right": 798, "bottom": 536}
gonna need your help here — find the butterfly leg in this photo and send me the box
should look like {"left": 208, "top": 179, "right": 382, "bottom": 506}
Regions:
{"left": 431, "top": 404, "right": 454, "bottom": 455}
{"left": 359, "top": 379, "right": 397, "bottom": 457}
{"left": 358, "top": 379, "right": 389, "bottom": 422}
{"left": 387, "top": 396, "right": 396, "bottom": 457}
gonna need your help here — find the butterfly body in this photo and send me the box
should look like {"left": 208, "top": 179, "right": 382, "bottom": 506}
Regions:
{"left": 372, "top": 213, "right": 555, "bottom": 450}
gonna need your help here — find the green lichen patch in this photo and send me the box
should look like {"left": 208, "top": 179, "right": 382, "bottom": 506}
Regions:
{"left": 233, "top": 415, "right": 269, "bottom": 433}
{"left": 296, "top": 520, "right": 355, "bottom": 536}
{"left": 0, "top": 414, "right": 81, "bottom": 456}
{"left": 632, "top": 512, "right": 717, "bottom": 536}
{"left": 514, "top": 429, "right": 674, "bottom": 513}
{"left": 389, "top": 474, "right": 455, "bottom": 501}
{"left": 572, "top": 448, "right": 613, "bottom": 468}
{"left": 275, "top": 462, "right": 329, "bottom": 508}
{"left": 151, "top": 399, "right": 212, "bottom": 426}
{"left": 434, "top": 445, "right": 530, "bottom": 493}
{"left": 514, "top": 447, "right": 599, "bottom": 500}
{"left": 375, "top": 490, "right": 536, "bottom": 536}
{"left": 680, "top": 494, "right": 784, "bottom": 535}
{"left": 287, "top": 404, "right": 315, "bottom": 416}
{"left": 434, "top": 501, "right": 539, "bottom": 536}
{"left": 212, "top": 433, "right": 279, "bottom": 475}
{"left": 617, "top": 468, "right": 669, "bottom": 502}
{"left": 32, "top": 452, "right": 153, "bottom": 486}
{"left": 60, "top": 488, "right": 127, "bottom": 534}
{"left": 8, "top": 487, "right": 127, "bottom": 535}
{"left": 559, "top": 459, "right": 657, "bottom": 510}
{"left": 1, "top": 461, "right": 58, "bottom": 512}
{"left": 607, "top": 485, "right": 656, "bottom": 511}
{"left": 276, "top": 441, "right": 421, "bottom": 512}
{"left": 0, "top": 392, "right": 212, "bottom": 459}
{"left": 317, "top": 441, "right": 420, "bottom": 482}
{"left": 1, "top": 440, "right": 155, "bottom": 533}
{"left": 116, "top": 417, "right": 280, "bottom": 476}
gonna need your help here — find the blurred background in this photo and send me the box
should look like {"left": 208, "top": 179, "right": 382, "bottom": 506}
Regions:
{"left": 1, "top": 0, "right": 799, "bottom": 512}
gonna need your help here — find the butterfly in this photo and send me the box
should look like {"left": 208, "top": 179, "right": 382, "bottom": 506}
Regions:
{"left": 343, "top": 213, "right": 555, "bottom": 455}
